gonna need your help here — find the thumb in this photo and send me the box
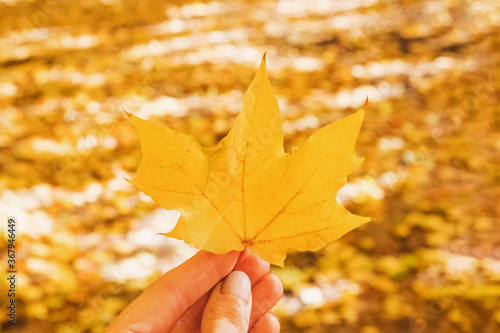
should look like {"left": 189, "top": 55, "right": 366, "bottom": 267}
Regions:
{"left": 201, "top": 271, "right": 252, "bottom": 333}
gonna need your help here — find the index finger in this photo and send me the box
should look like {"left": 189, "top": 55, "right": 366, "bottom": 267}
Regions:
{"left": 108, "top": 250, "right": 241, "bottom": 332}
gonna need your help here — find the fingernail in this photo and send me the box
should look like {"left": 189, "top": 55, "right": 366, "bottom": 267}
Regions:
{"left": 269, "top": 311, "right": 279, "bottom": 320}
{"left": 222, "top": 271, "right": 251, "bottom": 302}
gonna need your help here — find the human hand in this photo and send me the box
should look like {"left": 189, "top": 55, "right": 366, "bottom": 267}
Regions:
{"left": 107, "top": 249, "right": 283, "bottom": 333}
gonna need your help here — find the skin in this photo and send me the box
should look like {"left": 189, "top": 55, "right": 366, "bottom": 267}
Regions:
{"left": 107, "top": 249, "right": 283, "bottom": 333}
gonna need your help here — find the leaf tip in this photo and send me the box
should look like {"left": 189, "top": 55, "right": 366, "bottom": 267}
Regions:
{"left": 122, "top": 173, "right": 135, "bottom": 185}
{"left": 259, "top": 51, "right": 268, "bottom": 71}
{"left": 274, "top": 260, "right": 285, "bottom": 268}
{"left": 123, "top": 107, "right": 132, "bottom": 118}
{"left": 363, "top": 96, "right": 369, "bottom": 109}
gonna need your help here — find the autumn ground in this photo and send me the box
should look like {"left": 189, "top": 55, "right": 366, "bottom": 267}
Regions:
{"left": 0, "top": 0, "right": 499, "bottom": 332}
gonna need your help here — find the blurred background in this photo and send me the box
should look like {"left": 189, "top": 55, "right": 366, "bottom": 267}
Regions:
{"left": 1, "top": 0, "right": 499, "bottom": 332}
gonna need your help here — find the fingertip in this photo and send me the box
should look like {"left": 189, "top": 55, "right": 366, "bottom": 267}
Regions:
{"left": 237, "top": 247, "right": 252, "bottom": 264}
{"left": 268, "top": 312, "right": 280, "bottom": 328}
{"left": 202, "top": 271, "right": 253, "bottom": 332}
{"left": 249, "top": 273, "right": 283, "bottom": 328}
{"left": 222, "top": 271, "right": 252, "bottom": 302}
{"left": 267, "top": 272, "right": 284, "bottom": 297}
{"left": 250, "top": 312, "right": 280, "bottom": 333}
{"left": 235, "top": 253, "right": 270, "bottom": 286}
{"left": 254, "top": 253, "right": 271, "bottom": 271}
{"left": 250, "top": 253, "right": 271, "bottom": 272}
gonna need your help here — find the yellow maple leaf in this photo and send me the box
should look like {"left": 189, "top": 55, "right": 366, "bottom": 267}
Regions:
{"left": 127, "top": 54, "right": 370, "bottom": 266}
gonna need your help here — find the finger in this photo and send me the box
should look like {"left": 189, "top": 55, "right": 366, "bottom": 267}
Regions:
{"left": 250, "top": 312, "right": 280, "bottom": 333}
{"left": 170, "top": 289, "right": 211, "bottom": 333}
{"left": 108, "top": 250, "right": 240, "bottom": 333}
{"left": 234, "top": 252, "right": 270, "bottom": 286}
{"left": 171, "top": 249, "right": 268, "bottom": 332}
{"left": 201, "top": 271, "right": 252, "bottom": 333}
{"left": 238, "top": 247, "right": 252, "bottom": 263}
{"left": 249, "top": 273, "right": 283, "bottom": 328}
